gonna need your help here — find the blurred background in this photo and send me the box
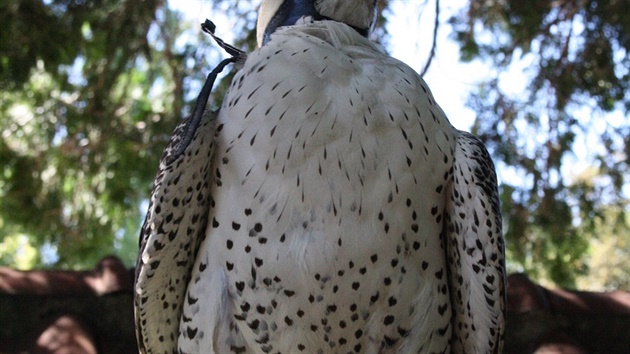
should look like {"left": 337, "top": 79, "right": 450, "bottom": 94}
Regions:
{"left": 1, "top": 0, "right": 627, "bottom": 290}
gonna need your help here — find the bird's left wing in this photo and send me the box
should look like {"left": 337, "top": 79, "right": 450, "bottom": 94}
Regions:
{"left": 444, "top": 131, "right": 506, "bottom": 353}
{"left": 134, "top": 21, "right": 244, "bottom": 353}
{"left": 134, "top": 106, "right": 218, "bottom": 354}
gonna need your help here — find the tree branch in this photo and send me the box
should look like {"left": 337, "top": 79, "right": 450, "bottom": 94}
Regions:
{"left": 420, "top": 0, "right": 440, "bottom": 77}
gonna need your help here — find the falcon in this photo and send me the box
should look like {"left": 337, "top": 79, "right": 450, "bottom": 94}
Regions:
{"left": 135, "top": 0, "right": 506, "bottom": 353}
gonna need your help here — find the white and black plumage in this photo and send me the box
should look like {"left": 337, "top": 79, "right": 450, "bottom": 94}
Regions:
{"left": 135, "top": 0, "right": 506, "bottom": 353}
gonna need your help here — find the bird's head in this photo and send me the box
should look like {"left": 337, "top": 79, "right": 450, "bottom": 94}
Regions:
{"left": 257, "top": 0, "right": 378, "bottom": 47}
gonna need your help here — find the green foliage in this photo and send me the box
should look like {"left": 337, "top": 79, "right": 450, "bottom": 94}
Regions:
{"left": 577, "top": 206, "right": 630, "bottom": 290}
{"left": 0, "top": 1, "right": 81, "bottom": 84}
{"left": 0, "top": 0, "right": 183, "bottom": 268}
{"left": 451, "top": 0, "right": 629, "bottom": 288}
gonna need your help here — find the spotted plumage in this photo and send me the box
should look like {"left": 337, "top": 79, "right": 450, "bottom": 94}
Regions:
{"left": 135, "top": 1, "right": 505, "bottom": 353}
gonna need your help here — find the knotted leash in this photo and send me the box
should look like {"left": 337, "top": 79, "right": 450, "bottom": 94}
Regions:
{"left": 168, "top": 20, "right": 246, "bottom": 163}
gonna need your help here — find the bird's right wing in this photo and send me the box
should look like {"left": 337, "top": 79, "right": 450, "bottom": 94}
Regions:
{"left": 444, "top": 131, "right": 506, "bottom": 353}
{"left": 134, "top": 107, "right": 218, "bottom": 354}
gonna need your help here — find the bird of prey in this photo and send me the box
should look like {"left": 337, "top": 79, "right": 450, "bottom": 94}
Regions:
{"left": 135, "top": 0, "right": 506, "bottom": 353}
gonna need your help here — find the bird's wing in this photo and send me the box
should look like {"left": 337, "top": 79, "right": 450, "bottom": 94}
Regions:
{"left": 134, "top": 107, "right": 218, "bottom": 354}
{"left": 444, "top": 131, "right": 506, "bottom": 353}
